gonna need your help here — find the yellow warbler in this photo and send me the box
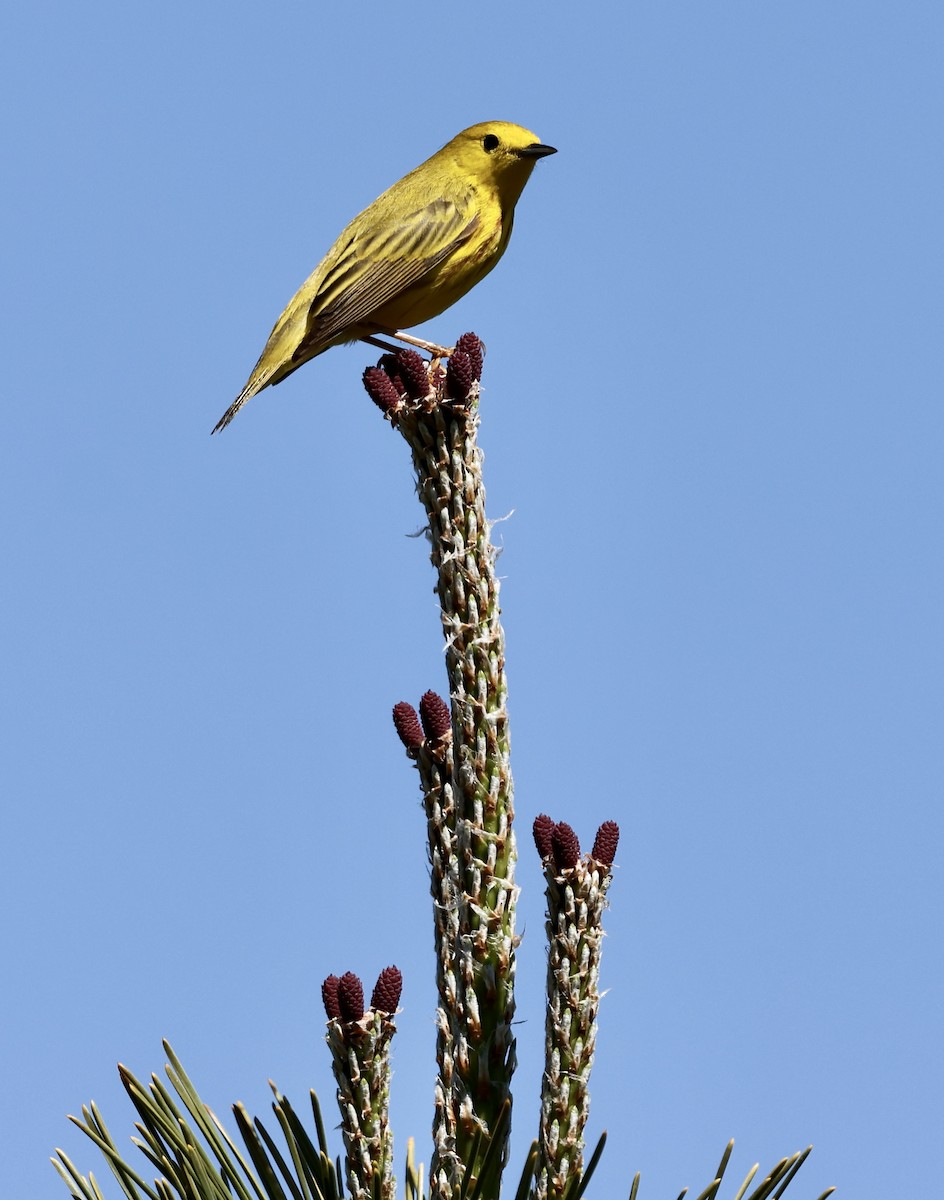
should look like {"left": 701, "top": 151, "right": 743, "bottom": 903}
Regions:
{"left": 213, "top": 121, "right": 556, "bottom": 432}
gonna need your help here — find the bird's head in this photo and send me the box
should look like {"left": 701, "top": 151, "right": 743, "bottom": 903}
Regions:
{"left": 448, "top": 121, "right": 557, "bottom": 206}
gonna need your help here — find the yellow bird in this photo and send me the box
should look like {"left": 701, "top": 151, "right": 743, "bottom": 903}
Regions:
{"left": 213, "top": 121, "right": 556, "bottom": 432}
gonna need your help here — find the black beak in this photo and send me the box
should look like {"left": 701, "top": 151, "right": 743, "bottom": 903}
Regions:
{"left": 518, "top": 142, "right": 557, "bottom": 159}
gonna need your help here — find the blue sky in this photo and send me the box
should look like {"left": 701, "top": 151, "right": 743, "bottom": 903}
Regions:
{"left": 3, "top": 3, "right": 941, "bottom": 1198}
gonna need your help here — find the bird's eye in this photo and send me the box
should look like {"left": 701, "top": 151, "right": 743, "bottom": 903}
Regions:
{"left": 482, "top": 133, "right": 500, "bottom": 153}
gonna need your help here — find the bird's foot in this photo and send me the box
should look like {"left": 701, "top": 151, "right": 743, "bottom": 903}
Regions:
{"left": 364, "top": 328, "right": 454, "bottom": 360}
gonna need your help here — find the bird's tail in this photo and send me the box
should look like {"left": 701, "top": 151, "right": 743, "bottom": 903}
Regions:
{"left": 213, "top": 284, "right": 320, "bottom": 433}
{"left": 211, "top": 380, "right": 259, "bottom": 435}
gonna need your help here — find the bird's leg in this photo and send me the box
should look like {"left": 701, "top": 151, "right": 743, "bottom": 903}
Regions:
{"left": 362, "top": 327, "right": 455, "bottom": 360}
{"left": 387, "top": 330, "right": 455, "bottom": 358}
{"left": 361, "top": 334, "right": 408, "bottom": 356}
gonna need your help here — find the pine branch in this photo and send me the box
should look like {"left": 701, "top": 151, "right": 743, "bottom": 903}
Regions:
{"left": 55, "top": 335, "right": 835, "bottom": 1200}
{"left": 381, "top": 340, "right": 517, "bottom": 1197}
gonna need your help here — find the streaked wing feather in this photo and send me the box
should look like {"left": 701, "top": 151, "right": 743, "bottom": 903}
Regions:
{"left": 301, "top": 197, "right": 478, "bottom": 351}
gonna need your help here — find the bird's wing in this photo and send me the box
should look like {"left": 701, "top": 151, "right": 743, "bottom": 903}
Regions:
{"left": 298, "top": 196, "right": 479, "bottom": 352}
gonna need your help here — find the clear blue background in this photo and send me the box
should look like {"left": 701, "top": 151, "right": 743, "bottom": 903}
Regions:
{"left": 3, "top": 3, "right": 941, "bottom": 1198}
